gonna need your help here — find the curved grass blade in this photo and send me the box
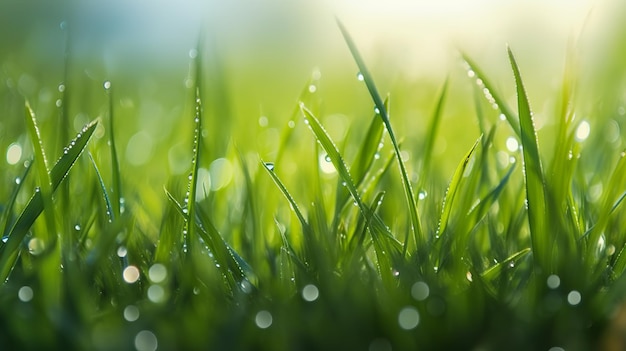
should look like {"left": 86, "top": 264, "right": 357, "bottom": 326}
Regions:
{"left": 182, "top": 87, "right": 203, "bottom": 254}
{"left": 349, "top": 98, "right": 387, "bottom": 187}
{"left": 435, "top": 136, "right": 482, "bottom": 240}
{"left": 508, "top": 47, "right": 550, "bottom": 271}
{"left": 337, "top": 19, "right": 423, "bottom": 253}
{"left": 104, "top": 81, "right": 122, "bottom": 218}
{"left": 299, "top": 104, "right": 401, "bottom": 283}
{"left": 481, "top": 247, "right": 531, "bottom": 282}
{"left": 462, "top": 53, "right": 521, "bottom": 138}
{"left": 333, "top": 98, "right": 387, "bottom": 233}
{"left": 165, "top": 187, "right": 253, "bottom": 291}
{"left": 0, "top": 120, "right": 98, "bottom": 281}
{"left": 88, "top": 152, "right": 114, "bottom": 223}
{"left": 262, "top": 160, "right": 310, "bottom": 233}
{"left": 468, "top": 163, "right": 516, "bottom": 224}
{"left": 1, "top": 163, "right": 32, "bottom": 238}
{"left": 25, "top": 101, "right": 57, "bottom": 244}
{"left": 419, "top": 78, "right": 449, "bottom": 188}
{"left": 586, "top": 153, "right": 626, "bottom": 263}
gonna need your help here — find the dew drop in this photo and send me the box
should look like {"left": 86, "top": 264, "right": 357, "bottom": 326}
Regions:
{"left": 418, "top": 190, "right": 427, "bottom": 200}
{"left": 58, "top": 84, "right": 65, "bottom": 93}
{"left": 103, "top": 81, "right": 111, "bottom": 90}
{"left": 308, "top": 84, "right": 317, "bottom": 93}
{"left": 264, "top": 162, "right": 275, "bottom": 171}
{"left": 357, "top": 72, "right": 364, "bottom": 81}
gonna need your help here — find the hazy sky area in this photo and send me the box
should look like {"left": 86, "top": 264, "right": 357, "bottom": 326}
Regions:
{"left": 0, "top": 0, "right": 606, "bottom": 77}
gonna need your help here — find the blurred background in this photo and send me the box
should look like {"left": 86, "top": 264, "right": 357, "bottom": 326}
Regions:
{"left": 1, "top": 0, "right": 625, "bottom": 217}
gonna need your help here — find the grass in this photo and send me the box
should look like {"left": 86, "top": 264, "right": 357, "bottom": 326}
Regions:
{"left": 2, "top": 18, "right": 626, "bottom": 351}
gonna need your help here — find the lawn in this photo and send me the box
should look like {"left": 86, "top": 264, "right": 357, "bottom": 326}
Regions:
{"left": 2, "top": 1, "right": 626, "bottom": 350}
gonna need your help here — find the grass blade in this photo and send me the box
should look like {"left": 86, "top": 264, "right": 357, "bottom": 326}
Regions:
{"left": 104, "top": 81, "right": 122, "bottom": 218}
{"left": 299, "top": 104, "right": 402, "bottom": 284}
{"left": 462, "top": 53, "right": 521, "bottom": 138}
{"left": 419, "top": 78, "right": 449, "bottom": 188}
{"left": 88, "top": 152, "right": 114, "bottom": 223}
{"left": 337, "top": 19, "right": 423, "bottom": 253}
{"left": 0, "top": 120, "right": 98, "bottom": 281}
{"left": 24, "top": 101, "right": 57, "bottom": 243}
{"left": 262, "top": 160, "right": 310, "bottom": 234}
{"left": 435, "top": 136, "right": 482, "bottom": 240}
{"left": 1, "top": 163, "right": 32, "bottom": 238}
{"left": 508, "top": 47, "right": 550, "bottom": 271}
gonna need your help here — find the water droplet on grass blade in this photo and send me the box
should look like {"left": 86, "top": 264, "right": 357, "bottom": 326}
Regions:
{"left": 308, "top": 84, "right": 317, "bottom": 93}
{"left": 357, "top": 72, "right": 364, "bottom": 81}
{"left": 103, "top": 81, "right": 111, "bottom": 90}
{"left": 264, "top": 162, "right": 275, "bottom": 171}
{"left": 418, "top": 190, "right": 427, "bottom": 200}
{"left": 58, "top": 84, "right": 65, "bottom": 92}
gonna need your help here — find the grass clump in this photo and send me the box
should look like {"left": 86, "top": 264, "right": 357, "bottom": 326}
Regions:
{"left": 1, "top": 20, "right": 626, "bottom": 351}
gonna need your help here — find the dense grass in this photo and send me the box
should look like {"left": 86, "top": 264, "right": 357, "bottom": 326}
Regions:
{"left": 2, "top": 18, "right": 626, "bottom": 351}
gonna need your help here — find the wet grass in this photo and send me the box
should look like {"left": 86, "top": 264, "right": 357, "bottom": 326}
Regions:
{"left": 1, "top": 20, "right": 626, "bottom": 351}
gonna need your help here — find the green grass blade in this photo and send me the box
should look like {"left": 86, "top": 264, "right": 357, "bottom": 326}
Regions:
{"left": 0, "top": 120, "right": 98, "bottom": 281}
{"left": 299, "top": 104, "right": 402, "bottom": 283}
{"left": 88, "top": 152, "right": 114, "bottom": 223}
{"left": 481, "top": 247, "right": 531, "bottom": 281}
{"left": 436, "top": 136, "right": 482, "bottom": 240}
{"left": 337, "top": 19, "right": 423, "bottom": 253}
{"left": 24, "top": 101, "right": 57, "bottom": 243}
{"left": 1, "top": 163, "right": 32, "bottom": 238}
{"left": 419, "top": 78, "right": 449, "bottom": 187}
{"left": 350, "top": 98, "right": 387, "bottom": 187}
{"left": 261, "top": 160, "right": 310, "bottom": 233}
{"left": 468, "top": 163, "right": 516, "bottom": 224}
{"left": 104, "top": 81, "right": 122, "bottom": 218}
{"left": 462, "top": 53, "right": 521, "bottom": 138}
{"left": 508, "top": 47, "right": 550, "bottom": 271}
